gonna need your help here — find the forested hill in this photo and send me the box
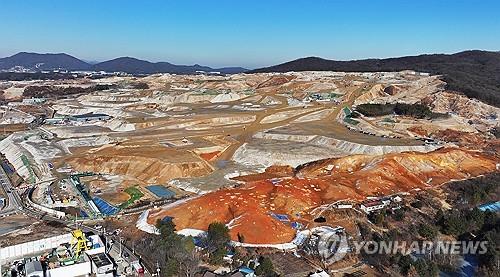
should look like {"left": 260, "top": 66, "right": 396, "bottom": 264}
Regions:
{"left": 251, "top": 50, "right": 500, "bottom": 107}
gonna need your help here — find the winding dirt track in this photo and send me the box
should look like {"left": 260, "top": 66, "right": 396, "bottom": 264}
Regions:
{"left": 99, "top": 81, "right": 422, "bottom": 167}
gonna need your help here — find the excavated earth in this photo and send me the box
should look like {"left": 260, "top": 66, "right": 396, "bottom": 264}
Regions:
{"left": 60, "top": 143, "right": 213, "bottom": 185}
{"left": 3, "top": 71, "right": 499, "bottom": 246}
{"left": 148, "top": 148, "right": 499, "bottom": 244}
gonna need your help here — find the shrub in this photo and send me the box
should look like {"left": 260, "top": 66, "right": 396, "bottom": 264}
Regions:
{"left": 418, "top": 223, "right": 438, "bottom": 240}
{"left": 255, "top": 256, "right": 276, "bottom": 276}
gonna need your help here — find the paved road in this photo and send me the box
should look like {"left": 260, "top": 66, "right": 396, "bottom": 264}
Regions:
{"left": 0, "top": 165, "right": 23, "bottom": 217}
{"left": 0, "top": 166, "right": 152, "bottom": 276}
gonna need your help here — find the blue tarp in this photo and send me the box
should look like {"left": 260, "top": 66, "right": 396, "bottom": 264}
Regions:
{"left": 161, "top": 216, "right": 173, "bottom": 222}
{"left": 146, "top": 185, "right": 176, "bottom": 199}
{"left": 79, "top": 210, "right": 89, "bottom": 218}
{"left": 239, "top": 267, "right": 255, "bottom": 275}
{"left": 291, "top": 222, "right": 302, "bottom": 230}
{"left": 93, "top": 197, "right": 119, "bottom": 215}
{"left": 478, "top": 201, "right": 500, "bottom": 212}
{"left": 270, "top": 212, "right": 290, "bottom": 221}
{"left": 192, "top": 237, "right": 207, "bottom": 248}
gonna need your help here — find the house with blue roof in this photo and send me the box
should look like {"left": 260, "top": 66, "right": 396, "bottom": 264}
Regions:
{"left": 237, "top": 267, "right": 255, "bottom": 277}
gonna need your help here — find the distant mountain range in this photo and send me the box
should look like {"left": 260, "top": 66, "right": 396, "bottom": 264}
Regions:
{"left": 252, "top": 50, "right": 500, "bottom": 107}
{"left": 1, "top": 50, "right": 498, "bottom": 107}
{"left": 93, "top": 57, "right": 246, "bottom": 74}
{"left": 0, "top": 52, "right": 248, "bottom": 74}
{"left": 0, "top": 52, "right": 90, "bottom": 72}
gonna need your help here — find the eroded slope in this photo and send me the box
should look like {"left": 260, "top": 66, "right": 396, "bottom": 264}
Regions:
{"left": 147, "top": 148, "right": 498, "bottom": 244}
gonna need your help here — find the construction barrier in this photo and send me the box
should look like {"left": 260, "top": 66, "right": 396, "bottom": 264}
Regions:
{"left": 0, "top": 233, "right": 73, "bottom": 262}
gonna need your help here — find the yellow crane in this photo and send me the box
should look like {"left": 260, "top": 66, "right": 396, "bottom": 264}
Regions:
{"left": 70, "top": 229, "right": 89, "bottom": 259}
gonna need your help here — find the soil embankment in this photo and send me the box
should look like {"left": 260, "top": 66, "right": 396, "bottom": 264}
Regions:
{"left": 148, "top": 148, "right": 498, "bottom": 244}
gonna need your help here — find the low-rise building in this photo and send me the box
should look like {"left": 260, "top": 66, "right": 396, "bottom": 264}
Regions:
{"left": 237, "top": 267, "right": 256, "bottom": 277}
{"left": 131, "top": 260, "right": 145, "bottom": 276}
{"left": 392, "top": 196, "right": 403, "bottom": 203}
{"left": 1, "top": 231, "right": 115, "bottom": 277}
{"left": 360, "top": 200, "right": 387, "bottom": 213}
{"left": 89, "top": 252, "right": 114, "bottom": 277}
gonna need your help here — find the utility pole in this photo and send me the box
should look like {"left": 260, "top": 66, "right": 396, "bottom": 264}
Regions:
{"left": 119, "top": 236, "right": 122, "bottom": 257}
{"left": 103, "top": 227, "right": 110, "bottom": 254}
{"left": 74, "top": 213, "right": 78, "bottom": 229}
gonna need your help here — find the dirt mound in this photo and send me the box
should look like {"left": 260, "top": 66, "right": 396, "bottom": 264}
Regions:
{"left": 353, "top": 84, "right": 385, "bottom": 105}
{"left": 407, "top": 126, "right": 429, "bottom": 137}
{"left": 430, "top": 91, "right": 499, "bottom": 130}
{"left": 297, "top": 148, "right": 497, "bottom": 189}
{"left": 384, "top": 85, "right": 399, "bottom": 95}
{"left": 431, "top": 129, "right": 499, "bottom": 155}
{"left": 432, "top": 129, "right": 488, "bottom": 146}
{"left": 408, "top": 127, "right": 491, "bottom": 150}
{"left": 265, "top": 165, "right": 295, "bottom": 175}
{"left": 232, "top": 165, "right": 295, "bottom": 182}
{"left": 199, "top": 151, "right": 221, "bottom": 161}
{"left": 148, "top": 148, "right": 498, "bottom": 244}
{"left": 256, "top": 75, "right": 295, "bottom": 89}
{"left": 63, "top": 144, "right": 213, "bottom": 184}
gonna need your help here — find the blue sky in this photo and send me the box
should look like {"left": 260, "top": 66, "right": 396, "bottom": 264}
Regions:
{"left": 0, "top": 0, "right": 499, "bottom": 68}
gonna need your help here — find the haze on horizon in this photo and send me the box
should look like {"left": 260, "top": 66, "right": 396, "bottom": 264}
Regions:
{"left": 1, "top": 0, "right": 499, "bottom": 69}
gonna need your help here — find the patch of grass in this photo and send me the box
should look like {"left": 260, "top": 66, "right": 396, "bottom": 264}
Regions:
{"left": 119, "top": 186, "right": 144, "bottom": 209}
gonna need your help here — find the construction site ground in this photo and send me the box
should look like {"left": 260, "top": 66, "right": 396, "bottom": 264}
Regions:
{"left": 0, "top": 71, "right": 498, "bottom": 272}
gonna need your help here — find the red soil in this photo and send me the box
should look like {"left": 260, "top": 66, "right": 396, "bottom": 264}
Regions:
{"left": 256, "top": 75, "right": 296, "bottom": 89}
{"left": 148, "top": 148, "right": 498, "bottom": 244}
{"left": 232, "top": 165, "right": 295, "bottom": 182}
{"left": 199, "top": 151, "right": 221, "bottom": 161}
